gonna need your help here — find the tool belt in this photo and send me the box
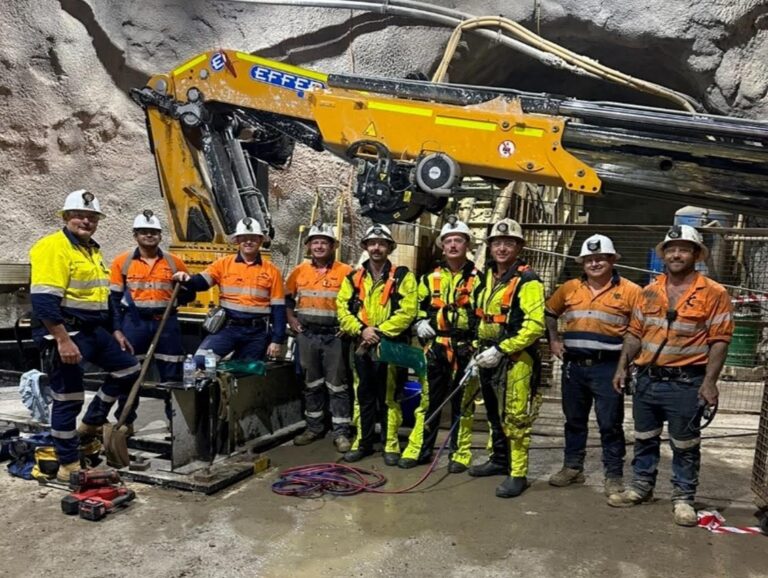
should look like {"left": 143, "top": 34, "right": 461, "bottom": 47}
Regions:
{"left": 640, "top": 365, "right": 706, "bottom": 381}
{"left": 226, "top": 316, "right": 268, "bottom": 328}
{"left": 302, "top": 324, "right": 340, "bottom": 336}
{"left": 564, "top": 350, "right": 621, "bottom": 366}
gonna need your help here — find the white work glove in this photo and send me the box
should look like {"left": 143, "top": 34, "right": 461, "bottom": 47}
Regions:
{"left": 415, "top": 319, "right": 436, "bottom": 339}
{"left": 475, "top": 346, "right": 504, "bottom": 368}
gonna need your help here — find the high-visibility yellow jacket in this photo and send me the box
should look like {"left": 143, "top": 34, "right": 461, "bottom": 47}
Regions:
{"left": 29, "top": 228, "right": 110, "bottom": 325}
{"left": 475, "top": 261, "right": 545, "bottom": 354}
{"left": 417, "top": 260, "right": 482, "bottom": 333}
{"left": 336, "top": 260, "right": 417, "bottom": 338}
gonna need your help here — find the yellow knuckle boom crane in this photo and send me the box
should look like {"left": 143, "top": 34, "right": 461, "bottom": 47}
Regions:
{"left": 132, "top": 49, "right": 768, "bottom": 247}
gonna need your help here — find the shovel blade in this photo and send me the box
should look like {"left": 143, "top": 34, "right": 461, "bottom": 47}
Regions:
{"left": 104, "top": 424, "right": 131, "bottom": 468}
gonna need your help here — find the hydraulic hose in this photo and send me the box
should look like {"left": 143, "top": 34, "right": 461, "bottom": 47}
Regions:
{"left": 228, "top": 0, "right": 700, "bottom": 110}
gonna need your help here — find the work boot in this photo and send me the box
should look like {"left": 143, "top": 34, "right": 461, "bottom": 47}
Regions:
{"left": 293, "top": 430, "right": 323, "bottom": 446}
{"left": 383, "top": 452, "right": 400, "bottom": 467}
{"left": 333, "top": 436, "right": 351, "bottom": 453}
{"left": 56, "top": 461, "right": 82, "bottom": 484}
{"left": 448, "top": 461, "right": 468, "bottom": 474}
{"left": 398, "top": 452, "right": 432, "bottom": 469}
{"left": 496, "top": 476, "right": 529, "bottom": 498}
{"left": 343, "top": 448, "right": 374, "bottom": 463}
{"left": 607, "top": 488, "right": 653, "bottom": 508}
{"left": 468, "top": 460, "right": 508, "bottom": 477}
{"left": 673, "top": 502, "right": 698, "bottom": 527}
{"left": 548, "top": 467, "right": 586, "bottom": 487}
{"left": 604, "top": 477, "right": 625, "bottom": 497}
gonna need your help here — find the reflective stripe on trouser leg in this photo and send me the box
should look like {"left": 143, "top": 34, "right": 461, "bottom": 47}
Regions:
{"left": 350, "top": 360, "right": 363, "bottom": 451}
{"left": 83, "top": 326, "right": 141, "bottom": 426}
{"left": 383, "top": 364, "right": 404, "bottom": 454}
{"left": 502, "top": 351, "right": 535, "bottom": 478}
{"left": 320, "top": 335, "right": 351, "bottom": 438}
{"left": 297, "top": 332, "right": 326, "bottom": 433}
{"left": 450, "top": 375, "right": 480, "bottom": 467}
{"left": 49, "top": 357, "right": 86, "bottom": 464}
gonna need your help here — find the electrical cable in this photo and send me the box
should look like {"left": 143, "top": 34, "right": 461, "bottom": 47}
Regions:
{"left": 271, "top": 418, "right": 458, "bottom": 497}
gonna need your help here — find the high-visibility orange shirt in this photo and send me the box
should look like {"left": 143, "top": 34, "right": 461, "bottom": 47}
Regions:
{"left": 628, "top": 272, "right": 734, "bottom": 367}
{"left": 201, "top": 253, "right": 285, "bottom": 317}
{"left": 286, "top": 260, "right": 352, "bottom": 326}
{"left": 110, "top": 249, "right": 188, "bottom": 309}
{"left": 546, "top": 273, "right": 641, "bottom": 355}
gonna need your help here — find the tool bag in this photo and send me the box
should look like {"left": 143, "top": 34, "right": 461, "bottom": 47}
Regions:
{"left": 6, "top": 432, "right": 57, "bottom": 480}
{"left": 202, "top": 306, "right": 227, "bottom": 334}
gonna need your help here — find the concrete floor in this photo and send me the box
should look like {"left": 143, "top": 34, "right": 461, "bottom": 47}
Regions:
{"left": 0, "top": 395, "right": 766, "bottom": 577}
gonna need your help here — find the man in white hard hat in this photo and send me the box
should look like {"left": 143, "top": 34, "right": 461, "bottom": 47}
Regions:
{"left": 286, "top": 223, "right": 353, "bottom": 452}
{"left": 463, "top": 218, "right": 545, "bottom": 498}
{"left": 173, "top": 217, "right": 286, "bottom": 366}
{"left": 29, "top": 190, "right": 141, "bottom": 482}
{"left": 337, "top": 223, "right": 418, "bottom": 464}
{"left": 608, "top": 224, "right": 733, "bottom": 527}
{"left": 399, "top": 216, "right": 482, "bottom": 470}
{"left": 109, "top": 211, "right": 195, "bottom": 426}
{"left": 545, "top": 234, "right": 641, "bottom": 497}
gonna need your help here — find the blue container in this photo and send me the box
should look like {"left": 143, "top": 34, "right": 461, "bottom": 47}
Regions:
{"left": 401, "top": 379, "right": 422, "bottom": 427}
{"left": 674, "top": 206, "right": 732, "bottom": 276}
{"left": 647, "top": 248, "right": 664, "bottom": 283}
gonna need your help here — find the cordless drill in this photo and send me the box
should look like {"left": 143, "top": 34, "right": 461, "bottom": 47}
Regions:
{"left": 68, "top": 468, "right": 121, "bottom": 490}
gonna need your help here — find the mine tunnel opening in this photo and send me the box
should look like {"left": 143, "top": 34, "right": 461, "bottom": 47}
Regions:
{"left": 435, "top": 19, "right": 720, "bottom": 284}
{"left": 444, "top": 16, "right": 708, "bottom": 111}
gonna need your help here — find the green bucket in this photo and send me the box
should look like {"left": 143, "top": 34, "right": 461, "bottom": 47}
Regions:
{"left": 725, "top": 309, "right": 761, "bottom": 368}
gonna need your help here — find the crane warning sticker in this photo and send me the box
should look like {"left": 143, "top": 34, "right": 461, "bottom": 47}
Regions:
{"left": 249, "top": 65, "right": 326, "bottom": 98}
{"left": 364, "top": 122, "right": 377, "bottom": 137}
{"left": 498, "top": 140, "right": 515, "bottom": 158}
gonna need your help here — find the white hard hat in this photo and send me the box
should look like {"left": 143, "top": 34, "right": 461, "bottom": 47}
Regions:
{"left": 486, "top": 218, "right": 524, "bottom": 243}
{"left": 576, "top": 234, "right": 620, "bottom": 263}
{"left": 655, "top": 224, "right": 709, "bottom": 262}
{"left": 132, "top": 210, "right": 162, "bottom": 231}
{"left": 361, "top": 223, "right": 396, "bottom": 250}
{"left": 436, "top": 216, "right": 473, "bottom": 248}
{"left": 58, "top": 189, "right": 105, "bottom": 218}
{"left": 229, "top": 217, "right": 265, "bottom": 242}
{"left": 305, "top": 222, "right": 337, "bottom": 243}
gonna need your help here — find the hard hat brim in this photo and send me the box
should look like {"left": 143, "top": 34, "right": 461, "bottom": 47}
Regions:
{"left": 436, "top": 232, "right": 472, "bottom": 249}
{"left": 655, "top": 240, "right": 709, "bottom": 262}
{"left": 305, "top": 234, "right": 337, "bottom": 244}
{"left": 360, "top": 237, "right": 397, "bottom": 251}
{"left": 575, "top": 252, "right": 621, "bottom": 263}
{"left": 486, "top": 234, "right": 524, "bottom": 243}
{"left": 58, "top": 208, "right": 106, "bottom": 218}
{"left": 229, "top": 232, "right": 266, "bottom": 243}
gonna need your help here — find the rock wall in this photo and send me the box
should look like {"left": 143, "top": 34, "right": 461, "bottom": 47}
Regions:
{"left": 1, "top": 0, "right": 766, "bottom": 275}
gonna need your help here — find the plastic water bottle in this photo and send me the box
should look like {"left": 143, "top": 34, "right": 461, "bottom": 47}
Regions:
{"left": 183, "top": 354, "right": 196, "bottom": 389}
{"left": 204, "top": 349, "right": 217, "bottom": 379}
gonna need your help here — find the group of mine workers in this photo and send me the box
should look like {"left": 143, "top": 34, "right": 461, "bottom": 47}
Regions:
{"left": 29, "top": 188, "right": 733, "bottom": 527}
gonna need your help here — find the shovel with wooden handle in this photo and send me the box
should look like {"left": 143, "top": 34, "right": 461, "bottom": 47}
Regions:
{"left": 104, "top": 284, "right": 182, "bottom": 468}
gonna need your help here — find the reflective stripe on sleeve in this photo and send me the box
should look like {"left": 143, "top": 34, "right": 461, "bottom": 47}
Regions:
{"left": 30, "top": 284, "right": 65, "bottom": 297}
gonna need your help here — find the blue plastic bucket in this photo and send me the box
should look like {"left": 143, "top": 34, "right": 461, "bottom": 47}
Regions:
{"left": 401, "top": 380, "right": 422, "bottom": 427}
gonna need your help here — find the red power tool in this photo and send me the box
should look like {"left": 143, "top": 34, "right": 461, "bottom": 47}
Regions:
{"left": 61, "top": 486, "right": 136, "bottom": 520}
{"left": 68, "top": 468, "right": 122, "bottom": 490}
{"left": 61, "top": 467, "right": 136, "bottom": 521}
